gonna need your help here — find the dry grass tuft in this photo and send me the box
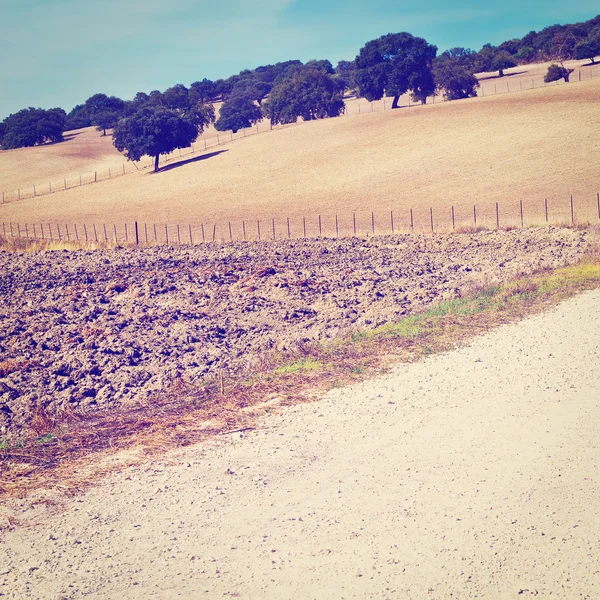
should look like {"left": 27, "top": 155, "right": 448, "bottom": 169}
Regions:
{"left": 0, "top": 235, "right": 137, "bottom": 253}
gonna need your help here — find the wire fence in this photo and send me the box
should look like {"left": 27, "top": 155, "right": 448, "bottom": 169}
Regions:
{"left": 2, "top": 193, "right": 599, "bottom": 247}
{"left": 343, "top": 62, "right": 600, "bottom": 114}
{"left": 2, "top": 62, "right": 599, "bottom": 206}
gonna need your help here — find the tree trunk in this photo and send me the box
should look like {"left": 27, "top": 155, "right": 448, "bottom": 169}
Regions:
{"left": 498, "top": 69, "right": 504, "bottom": 77}
{"left": 154, "top": 154, "right": 159, "bottom": 172}
{"left": 103, "top": 128, "right": 106, "bottom": 136}
{"left": 391, "top": 95, "right": 400, "bottom": 109}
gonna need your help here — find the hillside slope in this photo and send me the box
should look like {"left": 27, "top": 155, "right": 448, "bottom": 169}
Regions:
{"left": 1, "top": 65, "right": 599, "bottom": 233}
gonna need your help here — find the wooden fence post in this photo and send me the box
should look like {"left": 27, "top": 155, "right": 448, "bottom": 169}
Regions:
{"left": 319, "top": 215, "right": 322, "bottom": 237}
{"left": 496, "top": 202, "right": 499, "bottom": 229}
{"left": 257, "top": 220, "right": 261, "bottom": 241}
{"left": 94, "top": 224, "right": 98, "bottom": 242}
{"left": 177, "top": 224, "right": 181, "bottom": 244}
{"left": 451, "top": 206, "right": 455, "bottom": 231}
{"left": 335, "top": 214, "right": 339, "bottom": 237}
{"left": 303, "top": 217, "right": 306, "bottom": 238}
{"left": 201, "top": 224, "right": 205, "bottom": 243}
{"left": 597, "top": 192, "right": 600, "bottom": 220}
{"left": 410, "top": 208, "right": 414, "bottom": 233}
{"left": 242, "top": 220, "right": 246, "bottom": 241}
{"left": 473, "top": 205, "right": 477, "bottom": 227}
{"left": 135, "top": 221, "right": 139, "bottom": 245}
{"left": 545, "top": 198, "right": 548, "bottom": 223}
{"left": 287, "top": 217, "right": 291, "bottom": 239}
{"left": 520, "top": 199, "right": 524, "bottom": 228}
{"left": 390, "top": 210, "right": 394, "bottom": 234}
{"left": 213, "top": 223, "right": 217, "bottom": 242}
{"left": 272, "top": 218, "right": 275, "bottom": 240}
{"left": 371, "top": 212, "right": 374, "bottom": 235}
{"left": 353, "top": 213, "right": 356, "bottom": 236}
{"left": 430, "top": 207, "right": 434, "bottom": 234}
{"left": 66, "top": 224, "right": 70, "bottom": 240}
{"left": 165, "top": 224, "right": 169, "bottom": 244}
{"left": 189, "top": 224, "right": 193, "bottom": 244}
{"left": 84, "top": 224, "right": 88, "bottom": 242}
{"left": 570, "top": 195, "right": 574, "bottom": 225}
{"left": 229, "top": 222, "right": 233, "bottom": 242}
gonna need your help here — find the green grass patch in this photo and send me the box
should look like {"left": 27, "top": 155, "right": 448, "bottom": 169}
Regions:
{"left": 275, "top": 357, "right": 322, "bottom": 375}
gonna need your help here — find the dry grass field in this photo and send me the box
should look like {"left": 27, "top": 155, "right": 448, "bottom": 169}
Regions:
{"left": 1, "top": 59, "right": 599, "bottom": 235}
{"left": 0, "top": 128, "right": 132, "bottom": 196}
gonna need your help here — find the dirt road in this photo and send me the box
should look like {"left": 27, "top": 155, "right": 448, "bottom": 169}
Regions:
{"left": 2, "top": 288, "right": 599, "bottom": 599}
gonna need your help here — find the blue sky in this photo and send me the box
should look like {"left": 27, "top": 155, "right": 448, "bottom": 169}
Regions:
{"left": 0, "top": 0, "right": 598, "bottom": 118}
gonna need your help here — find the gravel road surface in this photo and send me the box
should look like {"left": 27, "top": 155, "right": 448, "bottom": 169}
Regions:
{"left": 1, "top": 287, "right": 599, "bottom": 598}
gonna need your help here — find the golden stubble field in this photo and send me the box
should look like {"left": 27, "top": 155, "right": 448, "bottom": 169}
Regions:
{"left": 1, "top": 59, "right": 599, "bottom": 235}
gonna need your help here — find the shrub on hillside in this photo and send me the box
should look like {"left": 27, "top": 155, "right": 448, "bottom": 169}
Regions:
{"left": 544, "top": 63, "right": 574, "bottom": 83}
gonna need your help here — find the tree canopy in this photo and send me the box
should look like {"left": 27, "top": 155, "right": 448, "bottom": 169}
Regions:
{"left": 354, "top": 32, "right": 437, "bottom": 108}
{"left": 491, "top": 50, "right": 517, "bottom": 77}
{"left": 112, "top": 104, "right": 214, "bottom": 172}
{"left": 574, "top": 36, "right": 600, "bottom": 63}
{"left": 84, "top": 93, "right": 125, "bottom": 135}
{"left": 335, "top": 60, "right": 357, "bottom": 94}
{"left": 433, "top": 48, "right": 480, "bottom": 100}
{"left": 64, "top": 104, "right": 92, "bottom": 131}
{"left": 215, "top": 96, "right": 262, "bottom": 133}
{"left": 262, "top": 67, "right": 345, "bottom": 125}
{"left": 0, "top": 107, "right": 66, "bottom": 149}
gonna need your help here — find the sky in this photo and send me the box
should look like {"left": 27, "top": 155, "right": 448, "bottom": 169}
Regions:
{"left": 0, "top": 0, "right": 598, "bottom": 118}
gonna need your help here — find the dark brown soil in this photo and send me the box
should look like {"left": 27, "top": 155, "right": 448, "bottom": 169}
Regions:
{"left": 0, "top": 227, "right": 590, "bottom": 439}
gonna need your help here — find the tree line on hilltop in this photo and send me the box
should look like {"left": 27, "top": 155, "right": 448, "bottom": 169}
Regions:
{"left": 1, "top": 13, "right": 598, "bottom": 169}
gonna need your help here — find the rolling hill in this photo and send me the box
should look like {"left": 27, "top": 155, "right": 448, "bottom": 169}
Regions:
{"left": 1, "top": 59, "right": 599, "bottom": 236}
